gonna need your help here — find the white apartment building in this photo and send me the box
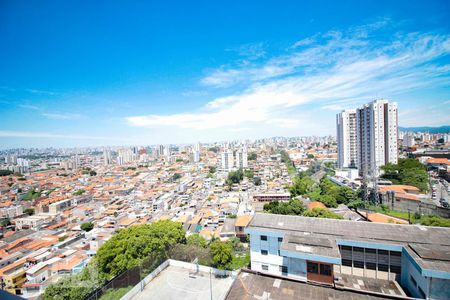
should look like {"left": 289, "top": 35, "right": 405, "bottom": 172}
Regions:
{"left": 403, "top": 134, "right": 416, "bottom": 148}
{"left": 235, "top": 147, "right": 248, "bottom": 169}
{"left": 0, "top": 205, "right": 23, "bottom": 218}
{"left": 103, "top": 150, "right": 112, "bottom": 165}
{"left": 356, "top": 99, "right": 398, "bottom": 176}
{"left": 336, "top": 109, "right": 358, "bottom": 169}
{"left": 221, "top": 149, "right": 234, "bottom": 171}
{"left": 193, "top": 151, "right": 200, "bottom": 163}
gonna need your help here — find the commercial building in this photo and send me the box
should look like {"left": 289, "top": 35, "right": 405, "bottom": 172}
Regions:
{"left": 336, "top": 109, "right": 358, "bottom": 169}
{"left": 246, "top": 213, "right": 450, "bottom": 299}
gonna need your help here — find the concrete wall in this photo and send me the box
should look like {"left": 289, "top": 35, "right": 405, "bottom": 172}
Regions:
{"left": 382, "top": 194, "right": 450, "bottom": 218}
{"left": 401, "top": 250, "right": 428, "bottom": 299}
{"left": 429, "top": 277, "right": 450, "bottom": 300}
{"left": 249, "top": 230, "right": 307, "bottom": 281}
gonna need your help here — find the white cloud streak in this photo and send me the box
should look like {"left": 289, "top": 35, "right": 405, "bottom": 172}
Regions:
{"left": 126, "top": 22, "right": 450, "bottom": 132}
{"left": 41, "top": 112, "right": 83, "bottom": 120}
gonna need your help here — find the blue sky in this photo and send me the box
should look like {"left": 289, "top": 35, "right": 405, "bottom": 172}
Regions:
{"left": 1, "top": 0, "right": 449, "bottom": 148}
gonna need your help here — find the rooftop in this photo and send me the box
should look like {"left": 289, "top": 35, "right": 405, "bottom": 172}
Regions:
{"left": 226, "top": 271, "right": 393, "bottom": 300}
{"left": 247, "top": 213, "right": 450, "bottom": 275}
{"left": 130, "top": 264, "right": 235, "bottom": 300}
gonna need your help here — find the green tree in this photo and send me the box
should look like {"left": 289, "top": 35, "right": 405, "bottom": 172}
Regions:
{"left": 318, "top": 194, "right": 338, "bottom": 208}
{"left": 289, "top": 176, "right": 316, "bottom": 197}
{"left": 0, "top": 218, "right": 11, "bottom": 227}
{"left": 81, "top": 222, "right": 94, "bottom": 232}
{"left": 172, "top": 173, "right": 182, "bottom": 181}
{"left": 89, "top": 170, "right": 97, "bottom": 176}
{"left": 264, "top": 199, "right": 305, "bottom": 216}
{"left": 24, "top": 208, "right": 35, "bottom": 216}
{"left": 73, "top": 189, "right": 85, "bottom": 196}
{"left": 187, "top": 234, "right": 208, "bottom": 248}
{"left": 244, "top": 169, "right": 254, "bottom": 178}
{"left": 247, "top": 152, "right": 257, "bottom": 161}
{"left": 95, "top": 221, "right": 185, "bottom": 278}
{"left": 0, "top": 170, "right": 13, "bottom": 176}
{"left": 347, "top": 200, "right": 367, "bottom": 210}
{"left": 303, "top": 208, "right": 343, "bottom": 219}
{"left": 381, "top": 158, "right": 428, "bottom": 192}
{"left": 43, "top": 264, "right": 102, "bottom": 300}
{"left": 208, "top": 147, "right": 219, "bottom": 153}
{"left": 210, "top": 241, "right": 233, "bottom": 269}
{"left": 226, "top": 169, "right": 244, "bottom": 186}
{"left": 253, "top": 177, "right": 262, "bottom": 186}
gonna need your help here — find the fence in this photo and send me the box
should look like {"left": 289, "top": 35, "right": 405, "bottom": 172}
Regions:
{"left": 84, "top": 252, "right": 166, "bottom": 300}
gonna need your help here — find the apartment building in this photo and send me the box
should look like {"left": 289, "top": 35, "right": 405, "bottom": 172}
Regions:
{"left": 357, "top": 99, "right": 398, "bottom": 176}
{"left": 235, "top": 147, "right": 248, "bottom": 169}
{"left": 336, "top": 109, "right": 358, "bottom": 169}
{"left": 246, "top": 213, "right": 450, "bottom": 299}
{"left": 221, "top": 149, "right": 234, "bottom": 171}
{"left": 336, "top": 100, "right": 398, "bottom": 177}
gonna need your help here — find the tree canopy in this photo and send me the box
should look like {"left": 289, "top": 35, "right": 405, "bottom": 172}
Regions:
{"left": 0, "top": 170, "right": 13, "bottom": 176}
{"left": 210, "top": 240, "right": 233, "bottom": 269}
{"left": 24, "top": 208, "right": 35, "bottom": 216}
{"left": 264, "top": 199, "right": 305, "bottom": 215}
{"left": 247, "top": 152, "right": 257, "bottom": 161}
{"left": 95, "top": 220, "right": 185, "bottom": 278}
{"left": 381, "top": 158, "right": 428, "bottom": 192}
{"left": 303, "top": 208, "right": 343, "bottom": 219}
{"left": 226, "top": 169, "right": 244, "bottom": 186}
{"left": 187, "top": 234, "right": 208, "bottom": 248}
{"left": 80, "top": 222, "right": 94, "bottom": 232}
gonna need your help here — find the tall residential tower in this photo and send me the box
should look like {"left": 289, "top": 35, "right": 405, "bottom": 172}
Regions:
{"left": 356, "top": 99, "right": 398, "bottom": 176}
{"left": 337, "top": 99, "right": 398, "bottom": 177}
{"left": 336, "top": 109, "right": 358, "bottom": 169}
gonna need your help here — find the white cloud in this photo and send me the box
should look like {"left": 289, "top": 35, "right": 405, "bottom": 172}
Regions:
{"left": 41, "top": 112, "right": 83, "bottom": 120}
{"left": 127, "top": 23, "right": 450, "bottom": 133}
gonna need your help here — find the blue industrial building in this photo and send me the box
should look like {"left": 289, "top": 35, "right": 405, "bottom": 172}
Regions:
{"left": 246, "top": 213, "right": 450, "bottom": 299}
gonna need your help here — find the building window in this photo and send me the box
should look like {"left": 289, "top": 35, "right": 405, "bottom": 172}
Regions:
{"left": 353, "top": 261, "right": 364, "bottom": 268}
{"left": 410, "top": 275, "right": 417, "bottom": 287}
{"left": 378, "top": 264, "right": 389, "bottom": 272}
{"left": 307, "top": 262, "right": 319, "bottom": 274}
{"left": 279, "top": 265, "right": 288, "bottom": 274}
{"left": 261, "top": 250, "right": 268, "bottom": 255}
{"left": 278, "top": 237, "right": 283, "bottom": 243}
{"left": 390, "top": 265, "right": 401, "bottom": 274}
{"left": 261, "top": 235, "right": 267, "bottom": 241}
{"left": 366, "top": 262, "right": 376, "bottom": 270}
{"left": 320, "top": 264, "right": 332, "bottom": 276}
{"left": 262, "top": 264, "right": 269, "bottom": 271}
{"left": 342, "top": 259, "right": 352, "bottom": 267}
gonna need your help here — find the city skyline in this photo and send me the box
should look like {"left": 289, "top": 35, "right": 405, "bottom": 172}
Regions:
{"left": 1, "top": 1, "right": 450, "bottom": 148}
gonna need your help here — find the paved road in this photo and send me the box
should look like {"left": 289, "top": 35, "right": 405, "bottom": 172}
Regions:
{"left": 431, "top": 180, "right": 450, "bottom": 207}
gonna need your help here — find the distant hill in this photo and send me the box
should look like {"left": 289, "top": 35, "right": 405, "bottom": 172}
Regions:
{"left": 399, "top": 125, "right": 450, "bottom": 133}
